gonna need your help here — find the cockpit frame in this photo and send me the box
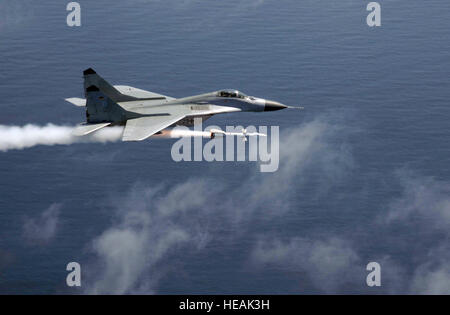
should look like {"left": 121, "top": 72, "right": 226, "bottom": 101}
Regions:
{"left": 217, "top": 89, "right": 247, "bottom": 99}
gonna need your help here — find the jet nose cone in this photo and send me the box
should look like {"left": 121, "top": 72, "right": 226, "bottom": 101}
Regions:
{"left": 264, "top": 100, "right": 287, "bottom": 111}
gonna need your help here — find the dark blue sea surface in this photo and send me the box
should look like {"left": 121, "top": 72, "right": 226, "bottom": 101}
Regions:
{"left": 0, "top": 0, "right": 449, "bottom": 294}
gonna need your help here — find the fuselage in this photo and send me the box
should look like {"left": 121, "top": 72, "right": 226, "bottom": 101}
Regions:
{"left": 162, "top": 89, "right": 287, "bottom": 112}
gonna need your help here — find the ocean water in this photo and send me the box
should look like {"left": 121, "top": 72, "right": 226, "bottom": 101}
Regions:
{"left": 0, "top": 0, "right": 449, "bottom": 294}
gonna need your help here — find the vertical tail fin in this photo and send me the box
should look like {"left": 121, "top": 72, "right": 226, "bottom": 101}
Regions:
{"left": 84, "top": 77, "right": 128, "bottom": 124}
{"left": 83, "top": 68, "right": 137, "bottom": 102}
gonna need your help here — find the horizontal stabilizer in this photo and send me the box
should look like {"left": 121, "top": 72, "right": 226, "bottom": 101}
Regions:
{"left": 72, "top": 122, "right": 111, "bottom": 136}
{"left": 122, "top": 115, "right": 185, "bottom": 141}
{"left": 65, "top": 97, "right": 86, "bottom": 107}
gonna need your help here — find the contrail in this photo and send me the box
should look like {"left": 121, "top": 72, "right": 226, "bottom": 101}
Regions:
{"left": 0, "top": 124, "right": 123, "bottom": 152}
{"left": 0, "top": 124, "right": 259, "bottom": 152}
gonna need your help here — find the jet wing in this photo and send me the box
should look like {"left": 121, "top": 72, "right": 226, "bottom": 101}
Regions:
{"left": 122, "top": 104, "right": 242, "bottom": 141}
{"left": 65, "top": 87, "right": 175, "bottom": 109}
{"left": 122, "top": 114, "right": 185, "bottom": 141}
{"left": 114, "top": 85, "right": 175, "bottom": 101}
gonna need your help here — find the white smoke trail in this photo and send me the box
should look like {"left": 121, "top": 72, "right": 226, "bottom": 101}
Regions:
{"left": 0, "top": 124, "right": 243, "bottom": 152}
{"left": 0, "top": 124, "right": 123, "bottom": 152}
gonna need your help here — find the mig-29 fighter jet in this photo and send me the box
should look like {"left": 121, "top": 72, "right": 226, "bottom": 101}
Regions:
{"left": 65, "top": 68, "right": 300, "bottom": 141}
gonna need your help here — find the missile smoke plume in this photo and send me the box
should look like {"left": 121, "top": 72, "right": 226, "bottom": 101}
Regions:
{"left": 0, "top": 124, "right": 123, "bottom": 152}
{"left": 0, "top": 124, "right": 247, "bottom": 152}
{"left": 0, "top": 124, "right": 217, "bottom": 152}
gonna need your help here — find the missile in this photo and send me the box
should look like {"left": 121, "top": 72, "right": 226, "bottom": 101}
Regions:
{"left": 152, "top": 128, "right": 267, "bottom": 141}
{"left": 209, "top": 128, "right": 266, "bottom": 142}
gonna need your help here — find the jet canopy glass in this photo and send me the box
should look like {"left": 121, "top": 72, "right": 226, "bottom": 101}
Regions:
{"left": 217, "top": 89, "right": 247, "bottom": 99}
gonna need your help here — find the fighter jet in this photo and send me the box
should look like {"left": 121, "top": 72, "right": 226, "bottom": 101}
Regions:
{"left": 65, "top": 68, "right": 300, "bottom": 141}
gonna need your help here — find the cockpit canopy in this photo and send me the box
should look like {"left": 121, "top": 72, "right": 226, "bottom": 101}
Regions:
{"left": 217, "top": 89, "right": 247, "bottom": 99}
